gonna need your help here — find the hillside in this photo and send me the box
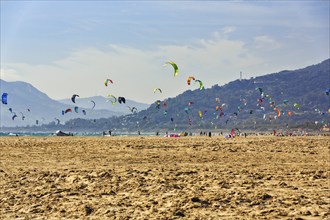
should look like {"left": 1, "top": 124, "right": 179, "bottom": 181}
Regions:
{"left": 63, "top": 59, "right": 330, "bottom": 132}
{"left": 0, "top": 80, "right": 124, "bottom": 127}
{"left": 1, "top": 59, "right": 329, "bottom": 132}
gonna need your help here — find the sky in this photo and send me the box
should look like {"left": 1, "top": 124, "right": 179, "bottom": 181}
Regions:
{"left": 1, "top": 1, "right": 329, "bottom": 104}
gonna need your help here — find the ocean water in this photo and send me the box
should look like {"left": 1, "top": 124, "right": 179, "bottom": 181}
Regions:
{"left": 0, "top": 131, "right": 160, "bottom": 137}
{"left": 0, "top": 132, "right": 55, "bottom": 137}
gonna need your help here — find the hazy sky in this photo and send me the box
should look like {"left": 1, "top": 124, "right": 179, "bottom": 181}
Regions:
{"left": 1, "top": 1, "right": 329, "bottom": 104}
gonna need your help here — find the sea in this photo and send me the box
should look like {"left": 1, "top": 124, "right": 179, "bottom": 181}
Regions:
{"left": 0, "top": 131, "right": 161, "bottom": 137}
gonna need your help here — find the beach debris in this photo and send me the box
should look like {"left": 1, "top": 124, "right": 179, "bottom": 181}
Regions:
{"left": 173, "top": 210, "right": 185, "bottom": 217}
{"left": 84, "top": 204, "right": 94, "bottom": 216}
{"left": 191, "top": 197, "right": 201, "bottom": 203}
{"left": 261, "top": 193, "right": 272, "bottom": 200}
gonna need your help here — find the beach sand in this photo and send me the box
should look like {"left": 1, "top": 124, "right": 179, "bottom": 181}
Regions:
{"left": 0, "top": 136, "right": 329, "bottom": 219}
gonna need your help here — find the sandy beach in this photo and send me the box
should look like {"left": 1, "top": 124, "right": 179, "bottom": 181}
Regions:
{"left": 0, "top": 135, "right": 329, "bottom": 219}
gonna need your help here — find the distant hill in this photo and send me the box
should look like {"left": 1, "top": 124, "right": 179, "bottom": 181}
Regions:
{"left": 0, "top": 80, "right": 124, "bottom": 127}
{"left": 58, "top": 96, "right": 149, "bottom": 114}
{"left": 61, "top": 59, "right": 330, "bottom": 132}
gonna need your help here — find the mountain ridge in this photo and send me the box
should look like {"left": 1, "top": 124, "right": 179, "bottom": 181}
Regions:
{"left": 1, "top": 58, "right": 329, "bottom": 132}
{"left": 0, "top": 80, "right": 148, "bottom": 127}
{"left": 62, "top": 58, "right": 330, "bottom": 132}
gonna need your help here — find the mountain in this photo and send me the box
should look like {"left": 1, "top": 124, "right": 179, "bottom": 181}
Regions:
{"left": 60, "top": 59, "right": 330, "bottom": 132}
{"left": 0, "top": 80, "right": 124, "bottom": 127}
{"left": 2, "top": 59, "right": 329, "bottom": 132}
{"left": 58, "top": 96, "right": 149, "bottom": 115}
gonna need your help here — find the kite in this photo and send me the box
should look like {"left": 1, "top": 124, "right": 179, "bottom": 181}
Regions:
{"left": 164, "top": 61, "right": 179, "bottom": 77}
{"left": 256, "top": 87, "right": 263, "bottom": 94}
{"left": 154, "top": 88, "right": 162, "bottom": 93}
{"left": 55, "top": 118, "right": 60, "bottom": 125}
{"left": 325, "top": 88, "right": 330, "bottom": 95}
{"left": 1, "top": 93, "right": 8, "bottom": 104}
{"left": 90, "top": 100, "right": 96, "bottom": 109}
{"left": 65, "top": 108, "right": 72, "bottom": 114}
{"left": 74, "top": 106, "right": 79, "bottom": 113}
{"left": 106, "top": 94, "right": 117, "bottom": 105}
{"left": 104, "top": 79, "right": 113, "bottom": 86}
{"left": 195, "top": 80, "right": 204, "bottom": 90}
{"left": 71, "top": 94, "right": 79, "bottom": 103}
{"left": 128, "top": 106, "right": 137, "bottom": 113}
{"left": 274, "top": 108, "right": 281, "bottom": 117}
{"left": 216, "top": 105, "right": 223, "bottom": 111}
{"left": 240, "top": 98, "right": 247, "bottom": 106}
{"left": 187, "top": 76, "right": 195, "bottom": 85}
{"left": 82, "top": 110, "right": 86, "bottom": 115}
{"left": 118, "top": 97, "right": 126, "bottom": 104}
{"left": 269, "top": 101, "right": 276, "bottom": 108}
{"left": 155, "top": 100, "right": 161, "bottom": 109}
{"left": 293, "top": 103, "right": 301, "bottom": 110}
{"left": 19, "top": 112, "right": 25, "bottom": 120}
{"left": 12, "top": 114, "right": 17, "bottom": 120}
{"left": 257, "top": 98, "right": 264, "bottom": 106}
